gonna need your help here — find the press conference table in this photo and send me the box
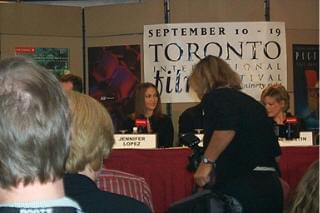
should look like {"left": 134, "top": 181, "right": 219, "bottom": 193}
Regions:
{"left": 103, "top": 146, "right": 319, "bottom": 213}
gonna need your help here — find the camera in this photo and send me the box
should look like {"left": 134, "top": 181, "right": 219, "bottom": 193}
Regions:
{"left": 180, "top": 132, "right": 204, "bottom": 172}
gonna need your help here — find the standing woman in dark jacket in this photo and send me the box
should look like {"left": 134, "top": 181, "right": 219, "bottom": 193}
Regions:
{"left": 189, "top": 55, "right": 283, "bottom": 213}
{"left": 122, "top": 82, "right": 174, "bottom": 148}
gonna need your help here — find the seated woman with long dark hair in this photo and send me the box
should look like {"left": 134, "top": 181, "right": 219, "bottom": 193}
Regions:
{"left": 121, "top": 82, "right": 174, "bottom": 148}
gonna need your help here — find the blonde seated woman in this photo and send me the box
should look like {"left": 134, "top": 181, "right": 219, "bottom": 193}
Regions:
{"left": 63, "top": 91, "right": 151, "bottom": 213}
{"left": 261, "top": 84, "right": 291, "bottom": 125}
{"left": 260, "top": 84, "right": 303, "bottom": 137}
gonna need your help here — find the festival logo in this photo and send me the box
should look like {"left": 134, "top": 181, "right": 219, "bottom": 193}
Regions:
{"left": 144, "top": 22, "right": 287, "bottom": 103}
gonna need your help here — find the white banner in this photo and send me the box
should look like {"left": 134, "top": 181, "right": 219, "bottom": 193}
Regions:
{"left": 143, "top": 22, "right": 287, "bottom": 103}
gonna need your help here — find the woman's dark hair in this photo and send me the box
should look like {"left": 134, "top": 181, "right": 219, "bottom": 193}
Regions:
{"left": 60, "top": 73, "right": 83, "bottom": 93}
{"left": 134, "top": 82, "right": 162, "bottom": 118}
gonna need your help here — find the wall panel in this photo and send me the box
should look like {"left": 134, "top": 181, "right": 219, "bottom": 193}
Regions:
{"left": 0, "top": 3, "right": 83, "bottom": 76}
{"left": 85, "top": 0, "right": 164, "bottom": 36}
{"left": 0, "top": 4, "right": 81, "bottom": 36}
{"left": 270, "top": 0, "right": 319, "bottom": 30}
{"left": 171, "top": 0, "right": 264, "bottom": 23}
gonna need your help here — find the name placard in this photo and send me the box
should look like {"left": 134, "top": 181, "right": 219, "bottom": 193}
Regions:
{"left": 278, "top": 131, "right": 314, "bottom": 146}
{"left": 113, "top": 134, "right": 157, "bottom": 149}
{"left": 195, "top": 132, "right": 314, "bottom": 147}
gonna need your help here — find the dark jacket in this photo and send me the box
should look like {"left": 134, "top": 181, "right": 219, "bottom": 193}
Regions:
{"left": 64, "top": 173, "right": 151, "bottom": 213}
{"left": 122, "top": 114, "right": 174, "bottom": 148}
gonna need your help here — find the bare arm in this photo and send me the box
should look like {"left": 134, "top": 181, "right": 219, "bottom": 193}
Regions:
{"left": 194, "top": 130, "right": 235, "bottom": 187}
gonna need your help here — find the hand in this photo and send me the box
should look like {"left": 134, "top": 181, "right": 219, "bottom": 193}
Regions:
{"left": 194, "top": 163, "right": 213, "bottom": 187}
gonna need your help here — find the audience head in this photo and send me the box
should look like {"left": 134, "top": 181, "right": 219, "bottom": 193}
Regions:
{"left": 60, "top": 73, "right": 83, "bottom": 93}
{"left": 0, "top": 56, "right": 71, "bottom": 189}
{"left": 189, "top": 55, "right": 241, "bottom": 99}
{"left": 260, "top": 84, "right": 290, "bottom": 119}
{"left": 134, "top": 82, "right": 162, "bottom": 117}
{"left": 65, "top": 91, "right": 114, "bottom": 180}
{"left": 289, "top": 160, "right": 319, "bottom": 213}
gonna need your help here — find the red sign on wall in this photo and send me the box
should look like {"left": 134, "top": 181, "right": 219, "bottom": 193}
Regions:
{"left": 15, "top": 47, "right": 35, "bottom": 54}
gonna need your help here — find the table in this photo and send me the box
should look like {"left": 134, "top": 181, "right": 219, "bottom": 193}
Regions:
{"left": 278, "top": 146, "right": 319, "bottom": 189}
{"left": 103, "top": 148, "right": 193, "bottom": 213}
{"left": 103, "top": 146, "right": 319, "bottom": 213}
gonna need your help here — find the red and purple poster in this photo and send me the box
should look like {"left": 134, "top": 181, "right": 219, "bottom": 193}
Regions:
{"left": 88, "top": 45, "right": 141, "bottom": 130}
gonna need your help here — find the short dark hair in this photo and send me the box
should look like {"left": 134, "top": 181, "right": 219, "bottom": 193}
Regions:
{"left": 60, "top": 73, "right": 83, "bottom": 93}
{"left": 0, "top": 56, "right": 71, "bottom": 189}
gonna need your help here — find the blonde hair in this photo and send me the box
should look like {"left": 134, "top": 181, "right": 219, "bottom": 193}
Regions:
{"left": 189, "top": 55, "right": 241, "bottom": 99}
{"left": 289, "top": 160, "right": 319, "bottom": 213}
{"left": 261, "top": 84, "right": 290, "bottom": 112}
{"left": 65, "top": 91, "right": 115, "bottom": 172}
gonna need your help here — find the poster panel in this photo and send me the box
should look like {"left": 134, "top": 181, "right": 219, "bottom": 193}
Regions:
{"left": 144, "top": 22, "right": 287, "bottom": 103}
{"left": 293, "top": 44, "right": 319, "bottom": 132}
{"left": 88, "top": 45, "right": 141, "bottom": 130}
{"left": 15, "top": 47, "right": 69, "bottom": 77}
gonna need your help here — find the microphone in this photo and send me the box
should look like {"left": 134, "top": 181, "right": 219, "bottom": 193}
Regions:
{"left": 285, "top": 116, "right": 298, "bottom": 124}
{"left": 135, "top": 116, "right": 147, "bottom": 133}
{"left": 284, "top": 116, "right": 299, "bottom": 139}
{"left": 135, "top": 118, "right": 147, "bottom": 128}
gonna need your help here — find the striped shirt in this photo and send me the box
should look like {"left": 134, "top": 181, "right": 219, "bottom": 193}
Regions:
{"left": 97, "top": 168, "right": 154, "bottom": 212}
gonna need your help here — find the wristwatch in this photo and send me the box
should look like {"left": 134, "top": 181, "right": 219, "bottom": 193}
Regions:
{"left": 202, "top": 157, "right": 216, "bottom": 166}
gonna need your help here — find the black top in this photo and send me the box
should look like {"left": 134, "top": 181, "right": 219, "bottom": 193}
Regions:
{"left": 202, "top": 88, "right": 281, "bottom": 184}
{"left": 270, "top": 112, "right": 304, "bottom": 139}
{"left": 178, "top": 103, "right": 204, "bottom": 134}
{"left": 122, "top": 114, "right": 174, "bottom": 148}
{"left": 63, "top": 173, "right": 151, "bottom": 213}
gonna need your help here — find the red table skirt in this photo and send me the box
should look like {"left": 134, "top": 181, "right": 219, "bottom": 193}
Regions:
{"left": 278, "top": 146, "right": 319, "bottom": 189}
{"left": 103, "top": 146, "right": 319, "bottom": 213}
